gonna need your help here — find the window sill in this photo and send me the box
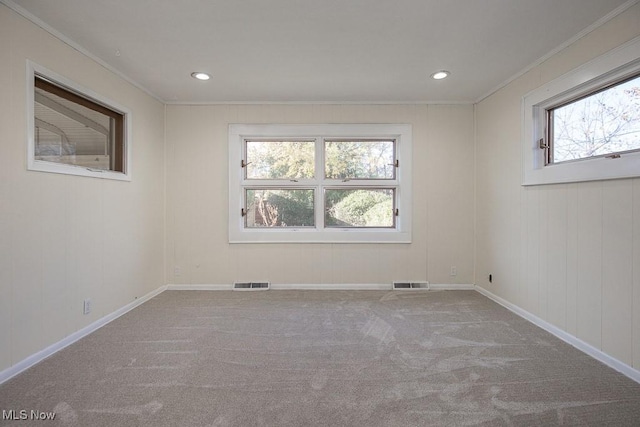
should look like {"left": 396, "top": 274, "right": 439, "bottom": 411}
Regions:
{"left": 28, "top": 160, "right": 131, "bottom": 181}
{"left": 229, "top": 228, "right": 412, "bottom": 244}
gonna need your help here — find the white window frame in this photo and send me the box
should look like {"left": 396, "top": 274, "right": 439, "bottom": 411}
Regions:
{"left": 26, "top": 61, "right": 132, "bottom": 181}
{"left": 229, "top": 124, "right": 412, "bottom": 243}
{"left": 522, "top": 36, "right": 640, "bottom": 186}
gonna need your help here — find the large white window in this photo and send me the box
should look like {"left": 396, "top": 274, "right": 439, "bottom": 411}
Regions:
{"left": 229, "top": 124, "right": 412, "bottom": 243}
{"left": 522, "top": 36, "right": 640, "bottom": 186}
{"left": 27, "top": 61, "right": 132, "bottom": 181}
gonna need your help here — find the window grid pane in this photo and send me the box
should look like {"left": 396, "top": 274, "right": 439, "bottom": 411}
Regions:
{"left": 245, "top": 140, "right": 315, "bottom": 180}
{"left": 324, "top": 140, "right": 396, "bottom": 180}
{"left": 245, "top": 189, "right": 315, "bottom": 228}
{"left": 324, "top": 188, "right": 395, "bottom": 228}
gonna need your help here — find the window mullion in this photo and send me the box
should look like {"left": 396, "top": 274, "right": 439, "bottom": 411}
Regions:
{"left": 327, "top": 179, "right": 397, "bottom": 188}
{"left": 243, "top": 179, "right": 314, "bottom": 187}
{"left": 316, "top": 137, "right": 325, "bottom": 229}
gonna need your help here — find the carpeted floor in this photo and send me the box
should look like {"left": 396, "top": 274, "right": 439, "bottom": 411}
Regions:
{"left": 1, "top": 290, "right": 640, "bottom": 426}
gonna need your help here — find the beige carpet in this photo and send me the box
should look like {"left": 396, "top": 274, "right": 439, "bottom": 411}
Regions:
{"left": 1, "top": 290, "right": 640, "bottom": 426}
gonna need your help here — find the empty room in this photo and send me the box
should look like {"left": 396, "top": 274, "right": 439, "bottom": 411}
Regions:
{"left": 1, "top": 0, "right": 640, "bottom": 425}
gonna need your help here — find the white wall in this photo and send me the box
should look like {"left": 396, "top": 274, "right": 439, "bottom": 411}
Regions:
{"left": 165, "top": 104, "right": 475, "bottom": 287}
{"left": 5, "top": 0, "right": 638, "bottom": 383}
{"left": 0, "top": 5, "right": 165, "bottom": 372}
{"left": 475, "top": 3, "right": 640, "bottom": 369}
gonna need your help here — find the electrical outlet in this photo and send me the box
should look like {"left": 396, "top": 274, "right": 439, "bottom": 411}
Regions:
{"left": 174, "top": 266, "right": 182, "bottom": 277}
{"left": 450, "top": 266, "right": 457, "bottom": 276}
{"left": 83, "top": 298, "right": 92, "bottom": 315}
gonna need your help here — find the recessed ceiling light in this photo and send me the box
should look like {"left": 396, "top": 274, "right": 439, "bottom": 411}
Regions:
{"left": 431, "top": 70, "right": 450, "bottom": 80}
{"left": 191, "top": 72, "right": 211, "bottom": 81}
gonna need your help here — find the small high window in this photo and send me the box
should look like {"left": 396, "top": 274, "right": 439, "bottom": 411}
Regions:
{"left": 544, "top": 73, "right": 640, "bottom": 165}
{"left": 27, "top": 62, "right": 131, "bottom": 181}
{"left": 522, "top": 38, "right": 640, "bottom": 186}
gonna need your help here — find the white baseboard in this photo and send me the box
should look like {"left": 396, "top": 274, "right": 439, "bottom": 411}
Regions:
{"left": 429, "top": 283, "right": 475, "bottom": 290}
{"left": 0, "top": 285, "right": 167, "bottom": 385}
{"left": 271, "top": 283, "right": 391, "bottom": 290}
{"left": 166, "top": 284, "right": 233, "bottom": 291}
{"left": 475, "top": 285, "right": 640, "bottom": 385}
{"left": 167, "top": 283, "right": 475, "bottom": 291}
{"left": 168, "top": 283, "right": 391, "bottom": 291}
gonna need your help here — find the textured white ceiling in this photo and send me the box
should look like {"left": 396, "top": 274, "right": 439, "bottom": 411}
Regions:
{"left": 6, "top": 0, "right": 634, "bottom": 103}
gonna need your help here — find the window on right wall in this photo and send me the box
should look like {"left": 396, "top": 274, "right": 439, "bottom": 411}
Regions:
{"left": 522, "top": 36, "right": 640, "bottom": 186}
{"left": 545, "top": 73, "right": 640, "bottom": 165}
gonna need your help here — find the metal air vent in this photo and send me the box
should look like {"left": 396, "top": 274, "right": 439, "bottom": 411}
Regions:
{"left": 393, "top": 281, "right": 430, "bottom": 290}
{"left": 233, "top": 282, "right": 270, "bottom": 291}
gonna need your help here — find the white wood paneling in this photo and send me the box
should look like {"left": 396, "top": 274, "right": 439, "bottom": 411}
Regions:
{"left": 165, "top": 104, "right": 475, "bottom": 288}
{"left": 40, "top": 175, "right": 72, "bottom": 348}
{"left": 538, "top": 188, "right": 548, "bottom": 320}
{"left": 11, "top": 175, "right": 44, "bottom": 362}
{"left": 633, "top": 179, "right": 640, "bottom": 369}
{"left": 0, "top": 212, "right": 11, "bottom": 369}
{"left": 601, "top": 180, "right": 634, "bottom": 365}
{"left": 0, "top": 5, "right": 165, "bottom": 373}
{"left": 0, "top": 4, "right": 14, "bottom": 370}
{"left": 546, "top": 185, "right": 568, "bottom": 331}
{"left": 565, "top": 183, "right": 579, "bottom": 336}
{"left": 524, "top": 187, "right": 540, "bottom": 315}
{"left": 0, "top": 206, "right": 11, "bottom": 369}
{"left": 475, "top": 2, "right": 640, "bottom": 372}
{"left": 575, "top": 182, "right": 603, "bottom": 349}
{"left": 426, "top": 106, "right": 475, "bottom": 284}
{"left": 68, "top": 178, "right": 104, "bottom": 327}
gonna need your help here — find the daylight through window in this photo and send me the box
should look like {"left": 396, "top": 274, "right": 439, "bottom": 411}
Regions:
{"left": 546, "top": 73, "right": 640, "bottom": 164}
{"left": 522, "top": 40, "right": 640, "bottom": 186}
{"left": 229, "top": 124, "right": 412, "bottom": 243}
{"left": 244, "top": 139, "right": 396, "bottom": 229}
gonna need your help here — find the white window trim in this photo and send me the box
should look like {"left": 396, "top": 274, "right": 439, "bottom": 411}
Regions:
{"left": 229, "top": 124, "right": 412, "bottom": 243}
{"left": 26, "top": 60, "right": 132, "bottom": 181}
{"left": 522, "top": 35, "right": 640, "bottom": 186}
